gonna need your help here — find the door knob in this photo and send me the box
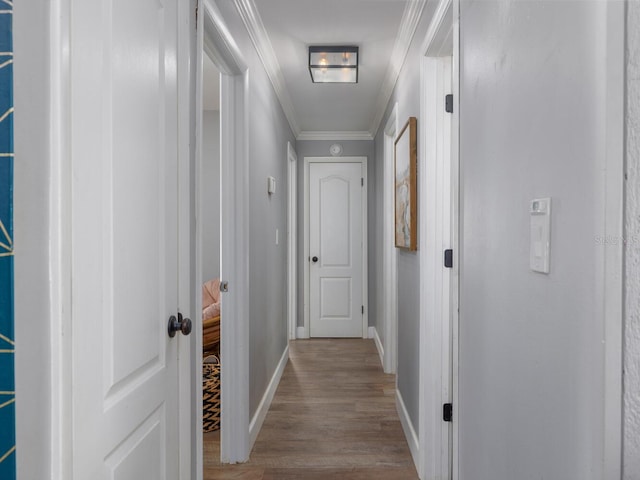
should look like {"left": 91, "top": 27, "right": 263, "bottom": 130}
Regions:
{"left": 168, "top": 312, "right": 192, "bottom": 338}
{"left": 312, "top": 256, "right": 318, "bottom": 263}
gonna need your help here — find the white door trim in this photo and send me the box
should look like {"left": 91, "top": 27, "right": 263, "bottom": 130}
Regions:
{"left": 287, "top": 142, "right": 298, "bottom": 340}
{"left": 303, "top": 156, "right": 368, "bottom": 339}
{"left": 418, "top": 0, "right": 455, "bottom": 479}
{"left": 382, "top": 103, "right": 398, "bottom": 374}
{"left": 602, "top": 0, "right": 624, "bottom": 477}
{"left": 197, "top": 0, "right": 250, "bottom": 466}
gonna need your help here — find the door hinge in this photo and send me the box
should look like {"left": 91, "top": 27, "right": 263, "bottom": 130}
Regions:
{"left": 195, "top": 4, "right": 199, "bottom": 26}
{"left": 445, "top": 94, "right": 453, "bottom": 113}
{"left": 361, "top": 177, "right": 364, "bottom": 186}
{"left": 444, "top": 249, "right": 453, "bottom": 268}
{"left": 443, "top": 403, "right": 453, "bottom": 422}
{"left": 361, "top": 305, "right": 365, "bottom": 314}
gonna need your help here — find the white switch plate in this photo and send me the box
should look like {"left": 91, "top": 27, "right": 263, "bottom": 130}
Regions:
{"left": 275, "top": 228, "right": 279, "bottom": 245}
{"left": 267, "top": 176, "right": 276, "bottom": 195}
{"left": 530, "top": 197, "right": 551, "bottom": 274}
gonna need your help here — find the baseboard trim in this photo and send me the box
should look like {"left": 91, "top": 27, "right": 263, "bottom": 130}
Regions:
{"left": 296, "top": 326, "right": 307, "bottom": 339}
{"left": 396, "top": 389, "right": 420, "bottom": 473}
{"left": 249, "top": 345, "right": 289, "bottom": 448}
{"left": 369, "top": 326, "right": 384, "bottom": 367}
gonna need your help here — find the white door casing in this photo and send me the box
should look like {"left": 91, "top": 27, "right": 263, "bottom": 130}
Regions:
{"left": 306, "top": 158, "right": 367, "bottom": 338}
{"left": 68, "top": 0, "right": 187, "bottom": 477}
{"left": 287, "top": 142, "right": 298, "bottom": 340}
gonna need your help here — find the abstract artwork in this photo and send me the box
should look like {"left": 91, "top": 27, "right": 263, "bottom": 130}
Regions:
{"left": 394, "top": 117, "right": 417, "bottom": 251}
{"left": 0, "top": 1, "right": 14, "bottom": 478}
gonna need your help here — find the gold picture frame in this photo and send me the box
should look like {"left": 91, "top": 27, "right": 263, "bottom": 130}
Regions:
{"left": 394, "top": 117, "right": 417, "bottom": 251}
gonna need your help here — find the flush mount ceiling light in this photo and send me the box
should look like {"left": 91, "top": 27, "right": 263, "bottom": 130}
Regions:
{"left": 308, "top": 46, "right": 359, "bottom": 84}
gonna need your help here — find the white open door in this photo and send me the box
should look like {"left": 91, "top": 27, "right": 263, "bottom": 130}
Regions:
{"left": 68, "top": 0, "right": 188, "bottom": 477}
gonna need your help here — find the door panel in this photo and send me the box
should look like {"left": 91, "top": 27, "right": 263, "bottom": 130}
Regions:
{"left": 70, "top": 0, "right": 181, "bottom": 477}
{"left": 310, "top": 162, "right": 363, "bottom": 338}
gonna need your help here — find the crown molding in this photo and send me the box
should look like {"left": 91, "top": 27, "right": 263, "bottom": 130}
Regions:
{"left": 296, "top": 131, "right": 374, "bottom": 142}
{"left": 233, "top": 0, "right": 301, "bottom": 137}
{"left": 368, "top": 0, "right": 428, "bottom": 137}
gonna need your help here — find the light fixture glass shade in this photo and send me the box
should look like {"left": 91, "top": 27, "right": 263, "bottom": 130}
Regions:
{"left": 309, "top": 46, "right": 358, "bottom": 83}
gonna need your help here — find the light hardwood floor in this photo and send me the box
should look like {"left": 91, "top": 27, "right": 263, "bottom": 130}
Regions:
{"left": 204, "top": 338, "right": 419, "bottom": 479}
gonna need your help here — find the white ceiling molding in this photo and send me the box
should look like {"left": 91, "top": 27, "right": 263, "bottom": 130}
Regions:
{"left": 233, "top": 0, "right": 301, "bottom": 137}
{"left": 368, "top": 0, "right": 428, "bottom": 137}
{"left": 297, "top": 131, "right": 374, "bottom": 142}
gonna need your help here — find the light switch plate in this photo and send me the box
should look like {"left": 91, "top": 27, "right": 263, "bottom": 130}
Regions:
{"left": 267, "top": 176, "right": 276, "bottom": 195}
{"left": 530, "top": 197, "right": 551, "bottom": 274}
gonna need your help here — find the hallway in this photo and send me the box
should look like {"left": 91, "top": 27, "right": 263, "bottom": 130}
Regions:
{"left": 204, "top": 339, "right": 418, "bottom": 479}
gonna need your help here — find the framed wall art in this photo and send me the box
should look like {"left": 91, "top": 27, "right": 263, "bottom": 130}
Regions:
{"left": 394, "top": 117, "right": 417, "bottom": 251}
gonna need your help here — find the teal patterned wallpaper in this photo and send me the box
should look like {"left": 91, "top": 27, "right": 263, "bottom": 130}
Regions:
{"left": 0, "top": 1, "right": 14, "bottom": 478}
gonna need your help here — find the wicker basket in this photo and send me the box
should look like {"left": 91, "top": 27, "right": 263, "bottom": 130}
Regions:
{"left": 203, "top": 357, "right": 221, "bottom": 433}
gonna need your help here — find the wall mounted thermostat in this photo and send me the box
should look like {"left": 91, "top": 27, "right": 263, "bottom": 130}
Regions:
{"left": 530, "top": 197, "right": 551, "bottom": 274}
{"left": 267, "top": 176, "right": 276, "bottom": 195}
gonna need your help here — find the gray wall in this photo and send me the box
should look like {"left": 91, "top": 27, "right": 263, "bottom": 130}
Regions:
{"left": 215, "top": 1, "right": 295, "bottom": 417}
{"left": 294, "top": 140, "right": 376, "bottom": 331}
{"left": 372, "top": 4, "right": 437, "bottom": 434}
{"left": 625, "top": 3, "right": 640, "bottom": 478}
{"left": 458, "top": 1, "right": 612, "bottom": 478}
{"left": 13, "top": 1, "right": 52, "bottom": 478}
{"left": 202, "top": 111, "right": 220, "bottom": 282}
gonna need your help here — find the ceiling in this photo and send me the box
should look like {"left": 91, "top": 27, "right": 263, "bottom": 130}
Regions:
{"left": 234, "top": 0, "right": 426, "bottom": 139}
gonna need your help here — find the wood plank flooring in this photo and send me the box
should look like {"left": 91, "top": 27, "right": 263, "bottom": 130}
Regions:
{"left": 204, "top": 339, "right": 418, "bottom": 479}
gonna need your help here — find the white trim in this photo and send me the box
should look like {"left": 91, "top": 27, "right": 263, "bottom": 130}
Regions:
{"left": 203, "top": 0, "right": 246, "bottom": 75}
{"left": 603, "top": 0, "right": 624, "bottom": 477}
{"left": 201, "top": 0, "right": 251, "bottom": 464}
{"left": 48, "top": 0, "right": 72, "bottom": 477}
{"left": 287, "top": 142, "right": 298, "bottom": 340}
{"left": 368, "top": 0, "right": 428, "bottom": 136}
{"left": 369, "top": 327, "right": 385, "bottom": 367}
{"left": 451, "top": 1, "right": 461, "bottom": 478}
{"left": 232, "top": 0, "right": 300, "bottom": 137}
{"left": 396, "top": 389, "right": 420, "bottom": 473}
{"left": 249, "top": 346, "right": 289, "bottom": 448}
{"left": 296, "top": 326, "right": 307, "bottom": 339}
{"left": 382, "top": 103, "right": 398, "bottom": 374}
{"left": 418, "top": 2, "right": 454, "bottom": 479}
{"left": 178, "top": 0, "right": 195, "bottom": 478}
{"left": 297, "top": 131, "right": 374, "bottom": 142}
{"left": 303, "top": 156, "right": 368, "bottom": 339}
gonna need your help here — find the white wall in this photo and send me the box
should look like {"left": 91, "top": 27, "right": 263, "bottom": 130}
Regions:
{"left": 214, "top": 1, "right": 295, "bottom": 417}
{"left": 13, "top": 1, "right": 52, "bottom": 478}
{"left": 202, "top": 111, "right": 220, "bottom": 282}
{"left": 294, "top": 139, "right": 376, "bottom": 332}
{"left": 625, "top": 2, "right": 640, "bottom": 478}
{"left": 458, "top": 1, "right": 614, "bottom": 478}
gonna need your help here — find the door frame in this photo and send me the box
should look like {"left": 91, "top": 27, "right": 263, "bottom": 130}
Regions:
{"left": 303, "top": 156, "right": 368, "bottom": 339}
{"left": 417, "top": 0, "right": 457, "bottom": 478}
{"left": 382, "top": 104, "right": 398, "bottom": 374}
{"left": 287, "top": 142, "right": 298, "bottom": 340}
{"left": 195, "top": 0, "right": 251, "bottom": 468}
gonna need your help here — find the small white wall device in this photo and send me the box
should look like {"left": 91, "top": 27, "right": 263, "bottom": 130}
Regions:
{"left": 267, "top": 176, "right": 276, "bottom": 195}
{"left": 530, "top": 197, "right": 551, "bottom": 274}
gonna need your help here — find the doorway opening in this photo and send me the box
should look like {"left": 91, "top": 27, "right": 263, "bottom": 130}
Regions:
{"left": 200, "top": 50, "right": 222, "bottom": 462}
{"left": 194, "top": 0, "right": 251, "bottom": 473}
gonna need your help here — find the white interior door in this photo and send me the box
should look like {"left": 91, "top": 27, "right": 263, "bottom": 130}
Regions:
{"left": 309, "top": 161, "right": 364, "bottom": 338}
{"left": 69, "top": 0, "right": 184, "bottom": 477}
